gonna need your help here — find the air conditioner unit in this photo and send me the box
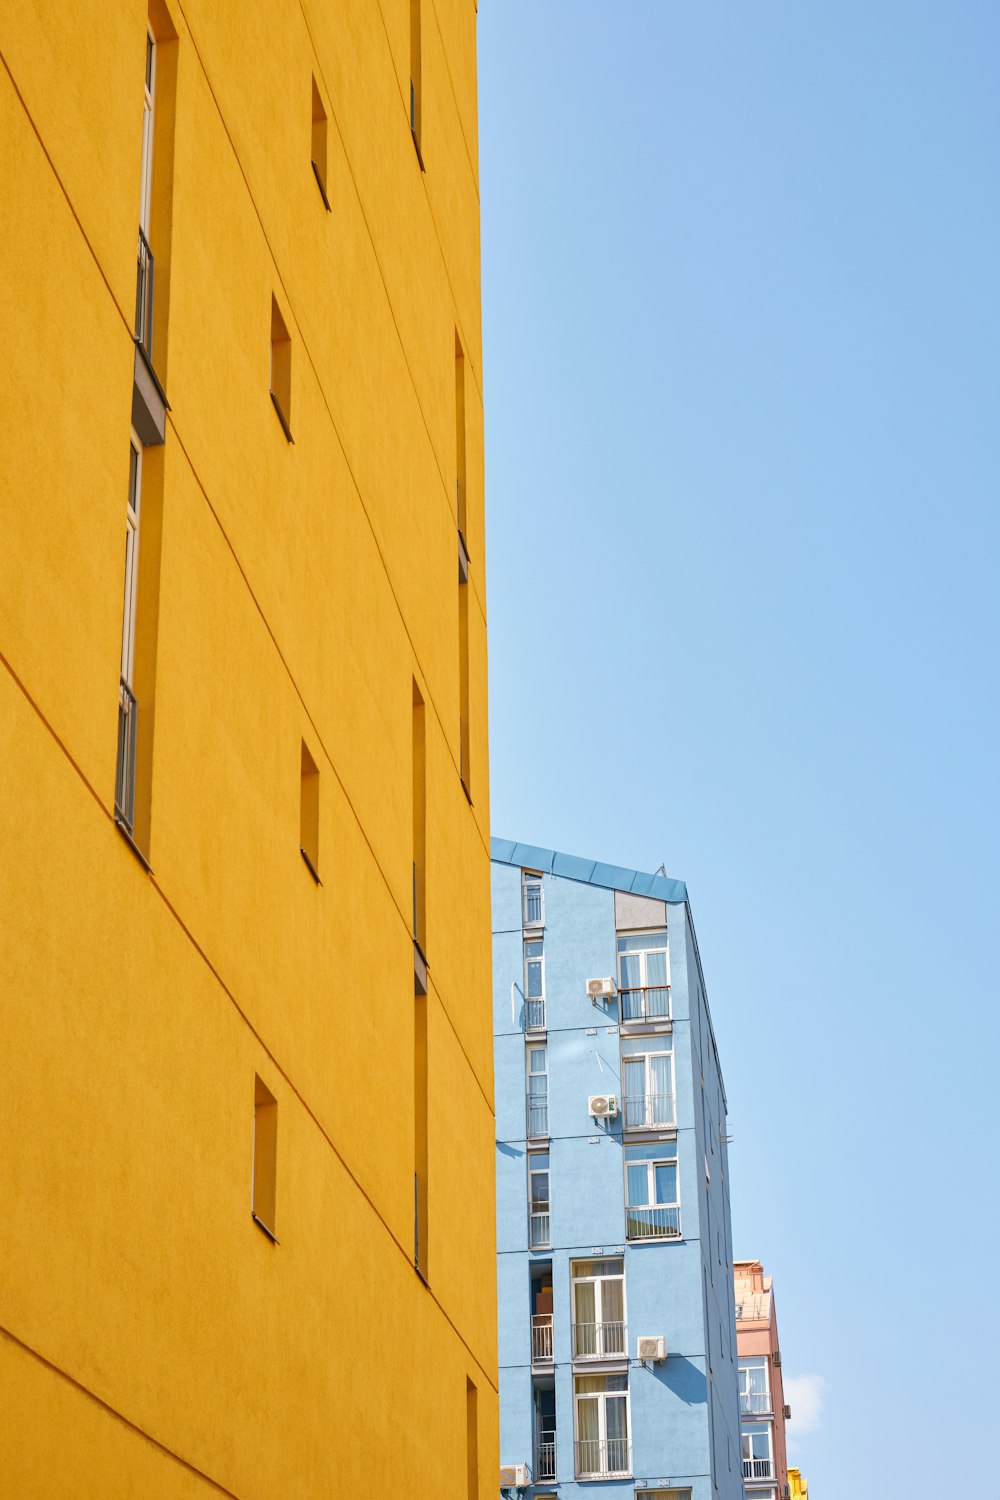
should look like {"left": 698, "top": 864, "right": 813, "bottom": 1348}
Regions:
{"left": 588, "top": 1093, "right": 618, "bottom": 1119}
{"left": 773, "top": 1349, "right": 782, "bottom": 1367}
{"left": 587, "top": 977, "right": 616, "bottom": 1000}
{"left": 499, "top": 1463, "right": 530, "bottom": 1489}
{"left": 783, "top": 1404, "right": 792, "bottom": 1420}
{"left": 637, "top": 1335, "right": 667, "bottom": 1363}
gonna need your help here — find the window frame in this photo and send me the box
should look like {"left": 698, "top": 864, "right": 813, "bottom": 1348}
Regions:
{"left": 570, "top": 1257, "right": 627, "bottom": 1360}
{"left": 621, "top": 1044, "right": 675, "bottom": 1129}
{"left": 526, "top": 1041, "right": 548, "bottom": 1139}
{"left": 616, "top": 929, "right": 671, "bottom": 1022}
{"left": 522, "top": 870, "right": 544, "bottom": 928}
{"left": 527, "top": 1150, "right": 550, "bottom": 1248}
{"left": 573, "top": 1372, "right": 631, "bottom": 1479}
{"left": 623, "top": 1143, "right": 681, "bottom": 1241}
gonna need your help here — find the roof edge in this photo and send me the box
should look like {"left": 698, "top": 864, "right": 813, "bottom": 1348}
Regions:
{"left": 490, "top": 836, "right": 688, "bottom": 905}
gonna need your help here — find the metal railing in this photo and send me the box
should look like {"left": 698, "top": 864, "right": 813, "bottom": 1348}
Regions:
{"left": 529, "top": 1207, "right": 550, "bottom": 1248}
{"left": 743, "top": 1458, "right": 775, "bottom": 1480}
{"left": 115, "top": 677, "right": 137, "bottom": 836}
{"left": 531, "top": 1314, "right": 553, "bottom": 1363}
{"left": 523, "top": 890, "right": 543, "bottom": 925}
{"left": 525, "top": 998, "right": 546, "bottom": 1031}
{"left": 135, "top": 227, "right": 155, "bottom": 363}
{"left": 740, "top": 1390, "right": 771, "bottom": 1414}
{"left": 625, "top": 1205, "right": 681, "bottom": 1240}
{"left": 575, "top": 1438, "right": 630, "bottom": 1478}
{"left": 572, "top": 1321, "right": 627, "bottom": 1359}
{"left": 534, "top": 1431, "right": 556, "bottom": 1482}
{"left": 623, "top": 1092, "right": 675, "bottom": 1129}
{"left": 620, "top": 985, "right": 671, "bottom": 1022}
{"left": 526, "top": 1095, "right": 549, "bottom": 1138}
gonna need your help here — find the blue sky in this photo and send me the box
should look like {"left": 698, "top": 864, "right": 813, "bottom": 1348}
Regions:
{"left": 478, "top": 3, "right": 1000, "bottom": 1492}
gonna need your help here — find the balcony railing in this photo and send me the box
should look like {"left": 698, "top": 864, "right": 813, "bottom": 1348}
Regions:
{"left": 620, "top": 985, "right": 671, "bottom": 1022}
{"left": 572, "top": 1321, "right": 627, "bottom": 1360}
{"left": 575, "top": 1438, "right": 630, "bottom": 1478}
{"left": 115, "top": 677, "right": 137, "bottom": 836}
{"left": 525, "top": 998, "right": 546, "bottom": 1031}
{"left": 529, "top": 1207, "right": 550, "bottom": 1248}
{"left": 523, "top": 890, "right": 543, "bottom": 925}
{"left": 527, "top": 1095, "right": 549, "bottom": 1138}
{"left": 623, "top": 1092, "right": 675, "bottom": 1129}
{"left": 743, "top": 1458, "right": 775, "bottom": 1480}
{"left": 531, "top": 1314, "right": 553, "bottom": 1363}
{"left": 740, "top": 1390, "right": 771, "bottom": 1415}
{"left": 625, "top": 1205, "right": 681, "bottom": 1241}
{"left": 534, "top": 1431, "right": 556, "bottom": 1482}
{"left": 135, "top": 227, "right": 155, "bottom": 363}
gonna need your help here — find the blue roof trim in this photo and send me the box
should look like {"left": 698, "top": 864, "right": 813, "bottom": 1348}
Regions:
{"left": 491, "top": 837, "right": 688, "bottom": 905}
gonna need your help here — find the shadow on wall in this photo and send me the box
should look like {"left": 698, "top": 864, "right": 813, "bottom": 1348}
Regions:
{"left": 636, "top": 1355, "right": 707, "bottom": 1407}
{"left": 497, "top": 1142, "right": 525, "bottom": 1160}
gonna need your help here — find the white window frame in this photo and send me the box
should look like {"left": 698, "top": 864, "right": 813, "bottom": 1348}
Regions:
{"left": 524, "top": 937, "right": 545, "bottom": 1030}
{"left": 522, "top": 870, "right": 544, "bottom": 928}
{"left": 140, "top": 25, "right": 156, "bottom": 235}
{"left": 121, "top": 432, "right": 143, "bottom": 686}
{"left": 616, "top": 930, "right": 671, "bottom": 1021}
{"left": 621, "top": 1047, "right": 675, "bottom": 1128}
{"left": 570, "top": 1257, "right": 627, "bottom": 1360}
{"left": 573, "top": 1373, "right": 631, "bottom": 1478}
{"left": 526, "top": 1042, "right": 548, "bottom": 1138}
{"left": 741, "top": 1424, "right": 774, "bottom": 1480}
{"left": 738, "top": 1356, "right": 771, "bottom": 1415}
{"left": 528, "top": 1150, "right": 550, "bottom": 1247}
{"left": 624, "top": 1147, "right": 681, "bottom": 1240}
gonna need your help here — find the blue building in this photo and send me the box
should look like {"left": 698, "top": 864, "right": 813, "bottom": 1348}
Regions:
{"left": 493, "top": 839, "right": 743, "bottom": 1500}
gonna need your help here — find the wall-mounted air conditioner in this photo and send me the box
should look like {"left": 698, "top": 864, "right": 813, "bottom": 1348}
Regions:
{"left": 499, "top": 1463, "right": 530, "bottom": 1489}
{"left": 587, "top": 977, "right": 616, "bottom": 1000}
{"left": 588, "top": 1094, "right": 618, "bottom": 1119}
{"left": 783, "top": 1404, "right": 791, "bottom": 1420}
{"left": 637, "top": 1335, "right": 667, "bottom": 1362}
{"left": 773, "top": 1349, "right": 782, "bottom": 1367}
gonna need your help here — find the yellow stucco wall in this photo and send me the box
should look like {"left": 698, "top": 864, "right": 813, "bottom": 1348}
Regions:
{"left": 0, "top": 0, "right": 495, "bottom": 1493}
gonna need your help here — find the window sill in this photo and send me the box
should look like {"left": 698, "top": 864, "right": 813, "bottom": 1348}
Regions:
{"left": 270, "top": 390, "right": 294, "bottom": 443}
{"left": 251, "top": 1210, "right": 279, "bottom": 1244}
{"left": 115, "top": 816, "right": 153, "bottom": 874}
{"left": 300, "top": 847, "right": 322, "bottom": 885}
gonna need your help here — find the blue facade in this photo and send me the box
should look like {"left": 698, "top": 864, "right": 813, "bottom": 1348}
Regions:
{"left": 493, "top": 840, "right": 743, "bottom": 1500}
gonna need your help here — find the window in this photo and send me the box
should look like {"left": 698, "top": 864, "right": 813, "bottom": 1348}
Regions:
{"left": 524, "top": 938, "right": 545, "bottom": 1030}
{"left": 299, "top": 740, "right": 320, "bottom": 881}
{"left": 252, "top": 1075, "right": 278, "bottom": 1239}
{"left": 522, "top": 870, "right": 544, "bottom": 928}
{"left": 528, "top": 1151, "right": 549, "bottom": 1248}
{"left": 413, "top": 992, "right": 428, "bottom": 1276}
{"left": 466, "top": 1379, "right": 478, "bottom": 1500}
{"left": 741, "top": 1425, "right": 774, "bottom": 1480}
{"left": 412, "top": 682, "right": 426, "bottom": 958}
{"left": 270, "top": 295, "right": 293, "bottom": 441}
{"left": 624, "top": 1143, "right": 680, "bottom": 1240}
{"left": 526, "top": 1043, "right": 548, "bottom": 1138}
{"left": 738, "top": 1357, "right": 770, "bottom": 1415}
{"left": 458, "top": 574, "right": 471, "bottom": 795}
{"left": 408, "top": 0, "right": 423, "bottom": 166}
{"left": 620, "top": 1037, "right": 674, "bottom": 1128}
{"left": 136, "top": 25, "right": 156, "bottom": 359}
{"left": 310, "top": 76, "right": 330, "bottom": 209}
{"left": 617, "top": 930, "right": 670, "bottom": 1021}
{"left": 645, "top": 1492, "right": 693, "bottom": 1500}
{"left": 571, "top": 1258, "right": 626, "bottom": 1359}
{"left": 574, "top": 1373, "right": 630, "bottom": 1478}
{"left": 455, "top": 332, "right": 468, "bottom": 550}
{"left": 115, "top": 435, "right": 142, "bottom": 837}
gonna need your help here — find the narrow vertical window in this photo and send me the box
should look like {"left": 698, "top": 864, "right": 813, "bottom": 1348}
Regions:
{"left": 270, "top": 295, "right": 293, "bottom": 441}
{"left": 136, "top": 25, "right": 156, "bottom": 363}
{"left": 527, "top": 1151, "right": 550, "bottom": 1248}
{"left": 455, "top": 333, "right": 468, "bottom": 551}
{"left": 409, "top": 0, "right": 424, "bottom": 167}
{"left": 458, "top": 579, "right": 471, "bottom": 797}
{"left": 311, "top": 76, "right": 330, "bottom": 209}
{"left": 522, "top": 870, "right": 544, "bottom": 928}
{"left": 413, "top": 992, "right": 428, "bottom": 1278}
{"left": 252, "top": 1075, "right": 278, "bottom": 1240}
{"left": 526, "top": 1042, "right": 548, "bottom": 1139}
{"left": 115, "top": 436, "right": 142, "bottom": 837}
{"left": 523, "top": 938, "right": 545, "bottom": 1031}
{"left": 466, "top": 1378, "right": 479, "bottom": 1500}
{"left": 412, "top": 681, "right": 426, "bottom": 958}
{"left": 299, "top": 740, "right": 320, "bottom": 881}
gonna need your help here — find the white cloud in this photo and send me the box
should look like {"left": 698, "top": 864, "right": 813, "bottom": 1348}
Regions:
{"left": 783, "top": 1374, "right": 826, "bottom": 1434}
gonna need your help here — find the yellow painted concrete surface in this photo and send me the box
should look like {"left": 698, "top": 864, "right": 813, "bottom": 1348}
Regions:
{"left": 0, "top": 0, "right": 495, "bottom": 1492}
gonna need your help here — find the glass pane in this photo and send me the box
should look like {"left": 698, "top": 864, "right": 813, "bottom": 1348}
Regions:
{"left": 531, "top": 1172, "right": 549, "bottom": 1205}
{"left": 646, "top": 951, "right": 668, "bottom": 986}
{"left": 625, "top": 1163, "right": 647, "bottom": 1206}
{"left": 605, "top": 1396, "right": 627, "bottom": 1440}
{"left": 619, "top": 953, "right": 641, "bottom": 988}
{"left": 526, "top": 959, "right": 543, "bottom": 998}
{"left": 574, "top": 1281, "right": 596, "bottom": 1324}
{"left": 601, "top": 1278, "right": 624, "bottom": 1324}
{"left": 617, "top": 931, "right": 667, "bottom": 952}
{"left": 525, "top": 940, "right": 543, "bottom": 957}
{"left": 528, "top": 1049, "right": 546, "bottom": 1073}
{"left": 528, "top": 1074, "right": 547, "bottom": 1097}
{"left": 653, "top": 1162, "right": 677, "bottom": 1204}
{"left": 576, "top": 1396, "right": 599, "bottom": 1440}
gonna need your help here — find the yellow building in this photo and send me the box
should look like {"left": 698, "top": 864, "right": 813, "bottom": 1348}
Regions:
{"left": 0, "top": 1, "right": 495, "bottom": 1494}
{"left": 788, "top": 1466, "right": 810, "bottom": 1498}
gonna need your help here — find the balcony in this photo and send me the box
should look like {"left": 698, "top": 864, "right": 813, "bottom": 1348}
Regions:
{"left": 534, "top": 1431, "right": 556, "bottom": 1482}
{"left": 625, "top": 1205, "right": 681, "bottom": 1241}
{"left": 572, "top": 1321, "right": 627, "bottom": 1360}
{"left": 740, "top": 1390, "right": 772, "bottom": 1415}
{"left": 620, "top": 985, "right": 671, "bottom": 1023}
{"left": 526, "top": 1095, "right": 548, "bottom": 1139}
{"left": 115, "top": 677, "right": 137, "bottom": 837}
{"left": 743, "top": 1458, "right": 775, "bottom": 1480}
{"left": 525, "top": 998, "right": 546, "bottom": 1032}
{"left": 529, "top": 1206, "right": 550, "bottom": 1249}
{"left": 531, "top": 1314, "right": 553, "bottom": 1363}
{"left": 575, "top": 1438, "right": 630, "bottom": 1479}
{"left": 623, "top": 1092, "right": 675, "bottom": 1129}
